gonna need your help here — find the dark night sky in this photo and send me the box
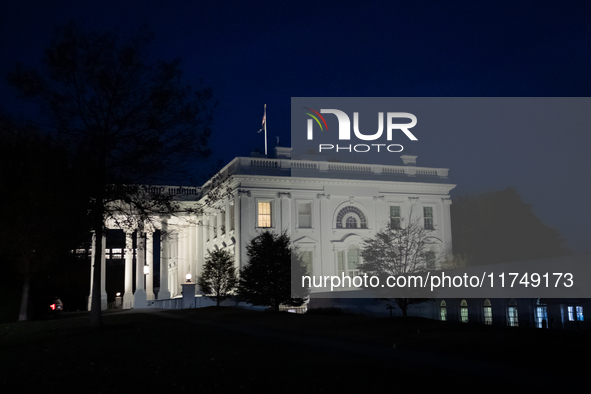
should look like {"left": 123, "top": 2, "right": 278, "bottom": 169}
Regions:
{"left": 1, "top": 1, "right": 590, "bottom": 252}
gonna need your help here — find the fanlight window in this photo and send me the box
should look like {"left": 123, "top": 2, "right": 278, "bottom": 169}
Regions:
{"left": 336, "top": 206, "right": 367, "bottom": 229}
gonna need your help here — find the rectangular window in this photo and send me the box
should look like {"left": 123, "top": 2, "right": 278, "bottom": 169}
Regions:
{"left": 390, "top": 206, "right": 401, "bottom": 229}
{"left": 568, "top": 306, "right": 574, "bottom": 321}
{"left": 484, "top": 307, "right": 492, "bottom": 325}
{"left": 576, "top": 306, "right": 584, "bottom": 321}
{"left": 508, "top": 307, "right": 519, "bottom": 327}
{"left": 220, "top": 211, "right": 226, "bottom": 235}
{"left": 536, "top": 306, "right": 548, "bottom": 328}
{"left": 337, "top": 250, "right": 345, "bottom": 278}
{"left": 258, "top": 201, "right": 272, "bottom": 228}
{"left": 298, "top": 202, "right": 312, "bottom": 228}
{"left": 301, "top": 251, "right": 313, "bottom": 276}
{"left": 461, "top": 308, "right": 468, "bottom": 323}
{"left": 423, "top": 206, "right": 434, "bottom": 229}
{"left": 347, "top": 247, "right": 360, "bottom": 278}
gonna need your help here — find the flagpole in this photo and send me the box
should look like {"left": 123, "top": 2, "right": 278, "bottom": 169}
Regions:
{"left": 264, "top": 104, "right": 267, "bottom": 157}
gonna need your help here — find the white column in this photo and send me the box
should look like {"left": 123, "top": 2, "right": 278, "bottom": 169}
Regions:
{"left": 146, "top": 231, "right": 154, "bottom": 300}
{"left": 158, "top": 217, "right": 171, "bottom": 300}
{"left": 171, "top": 232, "right": 179, "bottom": 297}
{"left": 179, "top": 229, "right": 187, "bottom": 295}
{"left": 100, "top": 233, "right": 107, "bottom": 310}
{"left": 279, "top": 193, "right": 291, "bottom": 233}
{"left": 196, "top": 217, "right": 204, "bottom": 280}
{"left": 441, "top": 197, "right": 453, "bottom": 256}
{"left": 239, "top": 190, "right": 251, "bottom": 269}
{"left": 87, "top": 232, "right": 96, "bottom": 311}
{"left": 189, "top": 221, "right": 196, "bottom": 286}
{"left": 123, "top": 230, "right": 134, "bottom": 309}
{"left": 134, "top": 228, "right": 147, "bottom": 308}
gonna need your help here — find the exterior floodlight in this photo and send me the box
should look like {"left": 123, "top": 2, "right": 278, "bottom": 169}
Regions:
{"left": 143, "top": 265, "right": 150, "bottom": 275}
{"left": 116, "top": 292, "right": 121, "bottom": 297}
{"left": 186, "top": 273, "right": 192, "bottom": 283}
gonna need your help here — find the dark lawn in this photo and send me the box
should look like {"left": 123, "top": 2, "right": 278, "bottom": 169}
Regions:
{"left": 0, "top": 307, "right": 588, "bottom": 392}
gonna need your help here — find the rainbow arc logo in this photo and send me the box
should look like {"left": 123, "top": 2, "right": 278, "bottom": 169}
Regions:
{"left": 303, "top": 108, "right": 329, "bottom": 132}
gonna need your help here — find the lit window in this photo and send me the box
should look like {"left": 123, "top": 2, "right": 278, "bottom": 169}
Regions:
{"left": 569, "top": 306, "right": 584, "bottom": 321}
{"left": 440, "top": 300, "right": 447, "bottom": 321}
{"left": 423, "top": 207, "right": 434, "bottom": 229}
{"left": 483, "top": 299, "right": 492, "bottom": 325}
{"left": 390, "top": 206, "right": 401, "bottom": 229}
{"left": 258, "top": 201, "right": 272, "bottom": 228}
{"left": 298, "top": 202, "right": 312, "bottom": 228}
{"left": 460, "top": 299, "right": 468, "bottom": 323}
{"left": 576, "top": 306, "right": 584, "bottom": 321}
{"left": 300, "top": 251, "right": 313, "bottom": 276}
{"left": 507, "top": 299, "right": 518, "bottom": 327}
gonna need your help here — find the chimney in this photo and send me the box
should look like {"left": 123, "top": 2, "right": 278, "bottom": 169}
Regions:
{"left": 275, "top": 146, "right": 292, "bottom": 159}
{"left": 400, "top": 155, "right": 417, "bottom": 166}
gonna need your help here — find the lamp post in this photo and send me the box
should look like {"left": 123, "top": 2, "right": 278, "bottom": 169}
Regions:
{"left": 181, "top": 273, "right": 196, "bottom": 309}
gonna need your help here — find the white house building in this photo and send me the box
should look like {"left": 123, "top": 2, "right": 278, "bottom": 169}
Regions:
{"left": 88, "top": 147, "right": 455, "bottom": 310}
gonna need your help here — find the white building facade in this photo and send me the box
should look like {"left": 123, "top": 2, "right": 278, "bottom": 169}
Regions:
{"left": 88, "top": 147, "right": 455, "bottom": 309}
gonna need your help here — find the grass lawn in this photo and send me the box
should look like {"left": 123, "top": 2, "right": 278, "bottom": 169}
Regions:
{"left": 1, "top": 307, "right": 588, "bottom": 392}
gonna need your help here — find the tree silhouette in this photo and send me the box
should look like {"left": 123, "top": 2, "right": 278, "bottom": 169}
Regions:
{"left": 0, "top": 115, "right": 91, "bottom": 321}
{"left": 359, "top": 215, "right": 440, "bottom": 317}
{"left": 452, "top": 187, "right": 570, "bottom": 265}
{"left": 197, "top": 249, "right": 238, "bottom": 307}
{"left": 238, "top": 231, "right": 309, "bottom": 311}
{"left": 7, "top": 23, "right": 215, "bottom": 326}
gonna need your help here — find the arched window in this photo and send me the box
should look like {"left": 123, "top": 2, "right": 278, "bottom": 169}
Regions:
{"left": 507, "top": 299, "right": 518, "bottom": 327}
{"left": 345, "top": 216, "right": 357, "bottom": 228}
{"left": 336, "top": 206, "right": 367, "bottom": 229}
{"left": 483, "top": 299, "right": 492, "bottom": 325}
{"left": 460, "top": 299, "right": 468, "bottom": 323}
{"left": 440, "top": 300, "right": 447, "bottom": 321}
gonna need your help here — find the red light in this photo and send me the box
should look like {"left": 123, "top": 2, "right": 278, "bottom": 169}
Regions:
{"left": 50, "top": 304, "right": 56, "bottom": 310}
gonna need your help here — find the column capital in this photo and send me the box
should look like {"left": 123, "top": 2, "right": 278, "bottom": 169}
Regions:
{"left": 277, "top": 192, "right": 291, "bottom": 199}
{"left": 237, "top": 189, "right": 251, "bottom": 197}
{"left": 441, "top": 197, "right": 452, "bottom": 204}
{"left": 317, "top": 193, "right": 331, "bottom": 200}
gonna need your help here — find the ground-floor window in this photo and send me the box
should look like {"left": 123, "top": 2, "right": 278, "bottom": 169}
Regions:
{"left": 568, "top": 306, "right": 584, "bottom": 322}
{"left": 536, "top": 299, "right": 548, "bottom": 328}
{"left": 507, "top": 299, "right": 518, "bottom": 327}
{"left": 483, "top": 299, "right": 492, "bottom": 325}
{"left": 440, "top": 300, "right": 447, "bottom": 321}
{"left": 460, "top": 299, "right": 468, "bottom": 323}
